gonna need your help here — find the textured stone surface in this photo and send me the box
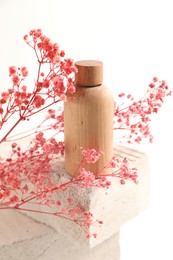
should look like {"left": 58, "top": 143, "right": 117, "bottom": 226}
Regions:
{"left": 0, "top": 210, "right": 56, "bottom": 260}
{"left": 38, "top": 232, "right": 120, "bottom": 260}
{"left": 0, "top": 210, "right": 53, "bottom": 246}
{"left": 0, "top": 210, "right": 120, "bottom": 260}
{"left": 0, "top": 144, "right": 149, "bottom": 259}
{"left": 22, "top": 145, "right": 150, "bottom": 248}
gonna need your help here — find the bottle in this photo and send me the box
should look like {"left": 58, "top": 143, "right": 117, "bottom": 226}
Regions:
{"left": 64, "top": 60, "right": 114, "bottom": 177}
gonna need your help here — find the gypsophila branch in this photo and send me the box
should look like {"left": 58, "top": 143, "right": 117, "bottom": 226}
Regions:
{"left": 0, "top": 29, "right": 172, "bottom": 238}
{"left": 114, "top": 78, "right": 171, "bottom": 143}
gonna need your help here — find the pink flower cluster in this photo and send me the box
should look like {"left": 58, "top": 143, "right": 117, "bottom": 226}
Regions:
{"left": 73, "top": 148, "right": 138, "bottom": 188}
{"left": 24, "top": 29, "right": 76, "bottom": 94}
{"left": 81, "top": 148, "right": 101, "bottom": 163}
{"left": 0, "top": 132, "right": 64, "bottom": 206}
{"left": 114, "top": 78, "right": 171, "bottom": 143}
{"left": 0, "top": 29, "right": 76, "bottom": 142}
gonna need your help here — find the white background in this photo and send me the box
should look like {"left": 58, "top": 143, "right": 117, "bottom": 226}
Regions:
{"left": 0, "top": 0, "right": 173, "bottom": 259}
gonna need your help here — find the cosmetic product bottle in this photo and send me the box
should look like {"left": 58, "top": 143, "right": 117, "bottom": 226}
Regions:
{"left": 64, "top": 60, "right": 114, "bottom": 177}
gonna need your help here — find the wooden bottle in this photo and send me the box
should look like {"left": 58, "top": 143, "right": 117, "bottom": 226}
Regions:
{"left": 64, "top": 60, "right": 114, "bottom": 177}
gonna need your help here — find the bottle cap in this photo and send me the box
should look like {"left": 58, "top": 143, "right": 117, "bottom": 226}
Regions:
{"left": 75, "top": 60, "right": 103, "bottom": 87}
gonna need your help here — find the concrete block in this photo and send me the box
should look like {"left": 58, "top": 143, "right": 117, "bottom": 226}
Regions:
{"left": 22, "top": 145, "right": 150, "bottom": 248}
{"left": 0, "top": 210, "right": 56, "bottom": 260}
{"left": 38, "top": 232, "right": 120, "bottom": 260}
{"left": 0, "top": 210, "right": 120, "bottom": 260}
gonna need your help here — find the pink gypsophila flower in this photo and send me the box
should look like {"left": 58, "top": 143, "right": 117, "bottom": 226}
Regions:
{"left": 81, "top": 148, "right": 102, "bottom": 163}
{"left": 79, "top": 168, "right": 95, "bottom": 187}
{"left": 21, "top": 67, "right": 28, "bottom": 77}
{"left": 12, "top": 75, "right": 20, "bottom": 85}
{"left": 9, "top": 66, "right": 17, "bottom": 75}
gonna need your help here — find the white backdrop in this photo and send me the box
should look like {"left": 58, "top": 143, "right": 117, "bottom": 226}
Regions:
{"left": 0, "top": 0, "right": 173, "bottom": 259}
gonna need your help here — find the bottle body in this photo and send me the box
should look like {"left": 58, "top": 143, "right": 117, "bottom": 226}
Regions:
{"left": 64, "top": 83, "right": 114, "bottom": 176}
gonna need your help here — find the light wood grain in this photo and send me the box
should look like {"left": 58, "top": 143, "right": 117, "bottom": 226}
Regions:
{"left": 75, "top": 60, "right": 103, "bottom": 87}
{"left": 64, "top": 63, "right": 114, "bottom": 176}
{"left": 64, "top": 60, "right": 114, "bottom": 177}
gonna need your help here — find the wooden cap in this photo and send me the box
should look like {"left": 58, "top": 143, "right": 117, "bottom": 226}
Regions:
{"left": 75, "top": 60, "right": 103, "bottom": 87}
